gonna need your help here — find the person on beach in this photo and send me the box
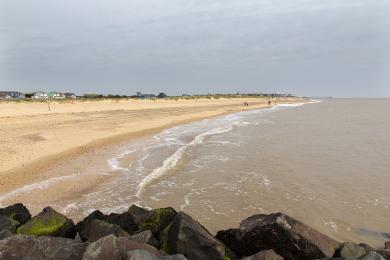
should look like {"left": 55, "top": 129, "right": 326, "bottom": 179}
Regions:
{"left": 268, "top": 100, "right": 271, "bottom": 105}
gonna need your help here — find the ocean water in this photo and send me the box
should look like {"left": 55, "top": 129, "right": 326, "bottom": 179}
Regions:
{"left": 1, "top": 99, "right": 389, "bottom": 246}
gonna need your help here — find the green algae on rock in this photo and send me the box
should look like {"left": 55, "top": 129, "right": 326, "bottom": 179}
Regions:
{"left": 16, "top": 207, "right": 76, "bottom": 238}
{"left": 139, "top": 207, "right": 177, "bottom": 235}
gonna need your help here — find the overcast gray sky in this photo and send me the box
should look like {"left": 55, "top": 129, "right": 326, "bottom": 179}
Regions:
{"left": 1, "top": 0, "right": 389, "bottom": 97}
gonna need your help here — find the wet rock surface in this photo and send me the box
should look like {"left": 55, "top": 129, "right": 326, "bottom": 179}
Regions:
{"left": 0, "top": 203, "right": 388, "bottom": 260}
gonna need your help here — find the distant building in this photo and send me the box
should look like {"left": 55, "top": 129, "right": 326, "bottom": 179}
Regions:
{"left": 64, "top": 93, "right": 77, "bottom": 99}
{"left": 0, "top": 91, "right": 25, "bottom": 99}
{"left": 157, "top": 93, "right": 167, "bottom": 98}
{"left": 136, "top": 92, "right": 156, "bottom": 99}
{"left": 32, "top": 91, "right": 49, "bottom": 99}
{"left": 47, "top": 91, "right": 65, "bottom": 99}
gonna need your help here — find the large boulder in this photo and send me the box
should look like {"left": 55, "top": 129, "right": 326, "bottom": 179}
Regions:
{"left": 160, "top": 211, "right": 234, "bottom": 260}
{"left": 139, "top": 207, "right": 177, "bottom": 236}
{"left": 126, "top": 249, "right": 187, "bottom": 260}
{"left": 82, "top": 234, "right": 163, "bottom": 260}
{"left": 76, "top": 210, "right": 137, "bottom": 241}
{"left": 0, "top": 235, "right": 87, "bottom": 260}
{"left": 335, "top": 242, "right": 366, "bottom": 258}
{"left": 0, "top": 215, "right": 19, "bottom": 234}
{"left": 0, "top": 203, "right": 31, "bottom": 224}
{"left": 359, "top": 243, "right": 375, "bottom": 255}
{"left": 83, "top": 219, "right": 130, "bottom": 242}
{"left": 241, "top": 249, "right": 284, "bottom": 260}
{"left": 0, "top": 230, "right": 13, "bottom": 240}
{"left": 128, "top": 205, "right": 150, "bottom": 225}
{"left": 76, "top": 210, "right": 106, "bottom": 241}
{"left": 17, "top": 207, "right": 76, "bottom": 238}
{"left": 319, "top": 251, "right": 386, "bottom": 260}
{"left": 131, "top": 230, "right": 159, "bottom": 248}
{"left": 217, "top": 212, "right": 339, "bottom": 260}
{"left": 105, "top": 212, "right": 138, "bottom": 234}
{"left": 377, "top": 249, "right": 390, "bottom": 260}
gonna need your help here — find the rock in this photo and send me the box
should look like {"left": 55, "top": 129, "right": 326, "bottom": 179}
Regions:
{"left": 385, "top": 241, "right": 390, "bottom": 250}
{"left": 377, "top": 249, "right": 390, "bottom": 260}
{"left": 82, "top": 234, "right": 163, "bottom": 260}
{"left": 359, "top": 243, "right": 375, "bottom": 254}
{"left": 84, "top": 219, "right": 130, "bottom": 242}
{"left": 241, "top": 249, "right": 284, "bottom": 260}
{"left": 76, "top": 210, "right": 138, "bottom": 241}
{"left": 318, "top": 251, "right": 386, "bottom": 260}
{"left": 105, "top": 212, "right": 138, "bottom": 234}
{"left": 0, "top": 215, "right": 19, "bottom": 233}
{"left": 0, "top": 230, "right": 13, "bottom": 240}
{"left": 131, "top": 230, "right": 159, "bottom": 248}
{"left": 126, "top": 249, "right": 187, "bottom": 260}
{"left": 216, "top": 228, "right": 243, "bottom": 255}
{"left": 218, "top": 212, "right": 339, "bottom": 260}
{"left": 139, "top": 207, "right": 177, "bottom": 236}
{"left": 17, "top": 207, "right": 76, "bottom": 238}
{"left": 128, "top": 205, "right": 150, "bottom": 225}
{"left": 336, "top": 242, "right": 366, "bottom": 258}
{"left": 76, "top": 210, "right": 106, "bottom": 241}
{"left": 361, "top": 251, "right": 386, "bottom": 260}
{"left": 160, "top": 211, "right": 233, "bottom": 260}
{"left": 0, "top": 234, "right": 87, "bottom": 260}
{"left": 0, "top": 203, "right": 31, "bottom": 224}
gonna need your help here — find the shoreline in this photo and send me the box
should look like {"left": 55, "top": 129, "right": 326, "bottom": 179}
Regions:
{"left": 0, "top": 97, "right": 307, "bottom": 205}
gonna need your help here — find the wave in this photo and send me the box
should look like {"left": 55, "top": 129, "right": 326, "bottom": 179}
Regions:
{"left": 135, "top": 125, "right": 235, "bottom": 198}
{"left": 106, "top": 149, "right": 136, "bottom": 173}
{"left": 0, "top": 173, "right": 80, "bottom": 206}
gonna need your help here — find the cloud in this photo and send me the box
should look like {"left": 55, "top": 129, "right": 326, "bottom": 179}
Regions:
{"left": 0, "top": 0, "right": 389, "bottom": 96}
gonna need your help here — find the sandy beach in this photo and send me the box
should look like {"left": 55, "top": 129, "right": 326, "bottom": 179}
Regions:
{"left": 0, "top": 97, "right": 304, "bottom": 201}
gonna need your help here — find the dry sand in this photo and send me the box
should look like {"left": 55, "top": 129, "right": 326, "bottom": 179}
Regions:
{"left": 0, "top": 97, "right": 305, "bottom": 204}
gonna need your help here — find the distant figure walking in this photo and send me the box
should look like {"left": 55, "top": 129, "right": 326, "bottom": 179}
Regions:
{"left": 268, "top": 100, "right": 271, "bottom": 105}
{"left": 244, "top": 102, "right": 249, "bottom": 107}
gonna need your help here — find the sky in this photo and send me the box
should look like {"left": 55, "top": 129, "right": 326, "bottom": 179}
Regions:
{"left": 0, "top": 0, "right": 389, "bottom": 97}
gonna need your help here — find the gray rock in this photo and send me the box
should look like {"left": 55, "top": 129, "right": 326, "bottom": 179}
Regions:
{"left": 16, "top": 207, "right": 76, "bottom": 238}
{"left": 0, "top": 234, "right": 87, "bottom": 260}
{"left": 359, "top": 244, "right": 375, "bottom": 255}
{"left": 361, "top": 251, "right": 386, "bottom": 260}
{"left": 76, "top": 210, "right": 137, "bottom": 242}
{"left": 338, "top": 242, "right": 366, "bottom": 258}
{"left": 0, "top": 215, "right": 19, "bottom": 233}
{"left": 160, "top": 211, "right": 233, "bottom": 260}
{"left": 84, "top": 219, "right": 130, "bottom": 242}
{"left": 0, "top": 203, "right": 31, "bottom": 225}
{"left": 126, "top": 249, "right": 187, "bottom": 260}
{"left": 128, "top": 205, "right": 150, "bottom": 225}
{"left": 317, "top": 251, "right": 386, "bottom": 260}
{"left": 131, "top": 230, "right": 159, "bottom": 248}
{"left": 241, "top": 249, "right": 284, "bottom": 260}
{"left": 377, "top": 249, "right": 390, "bottom": 260}
{"left": 82, "top": 234, "right": 163, "bottom": 260}
{"left": 0, "top": 230, "right": 13, "bottom": 240}
{"left": 218, "top": 212, "right": 340, "bottom": 260}
{"left": 385, "top": 241, "right": 390, "bottom": 250}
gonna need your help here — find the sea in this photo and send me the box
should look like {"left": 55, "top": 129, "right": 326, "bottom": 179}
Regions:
{"left": 1, "top": 99, "right": 389, "bottom": 246}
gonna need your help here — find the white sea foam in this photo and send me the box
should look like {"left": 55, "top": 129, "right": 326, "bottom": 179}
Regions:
{"left": 106, "top": 149, "right": 136, "bottom": 173}
{"left": 136, "top": 125, "right": 234, "bottom": 197}
{"left": 0, "top": 173, "right": 80, "bottom": 206}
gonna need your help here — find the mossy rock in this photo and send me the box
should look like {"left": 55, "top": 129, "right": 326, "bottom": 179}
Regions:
{"left": 138, "top": 207, "right": 177, "bottom": 236}
{"left": 0, "top": 203, "right": 31, "bottom": 225}
{"left": 0, "top": 215, "right": 20, "bottom": 233}
{"left": 17, "top": 207, "right": 76, "bottom": 238}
